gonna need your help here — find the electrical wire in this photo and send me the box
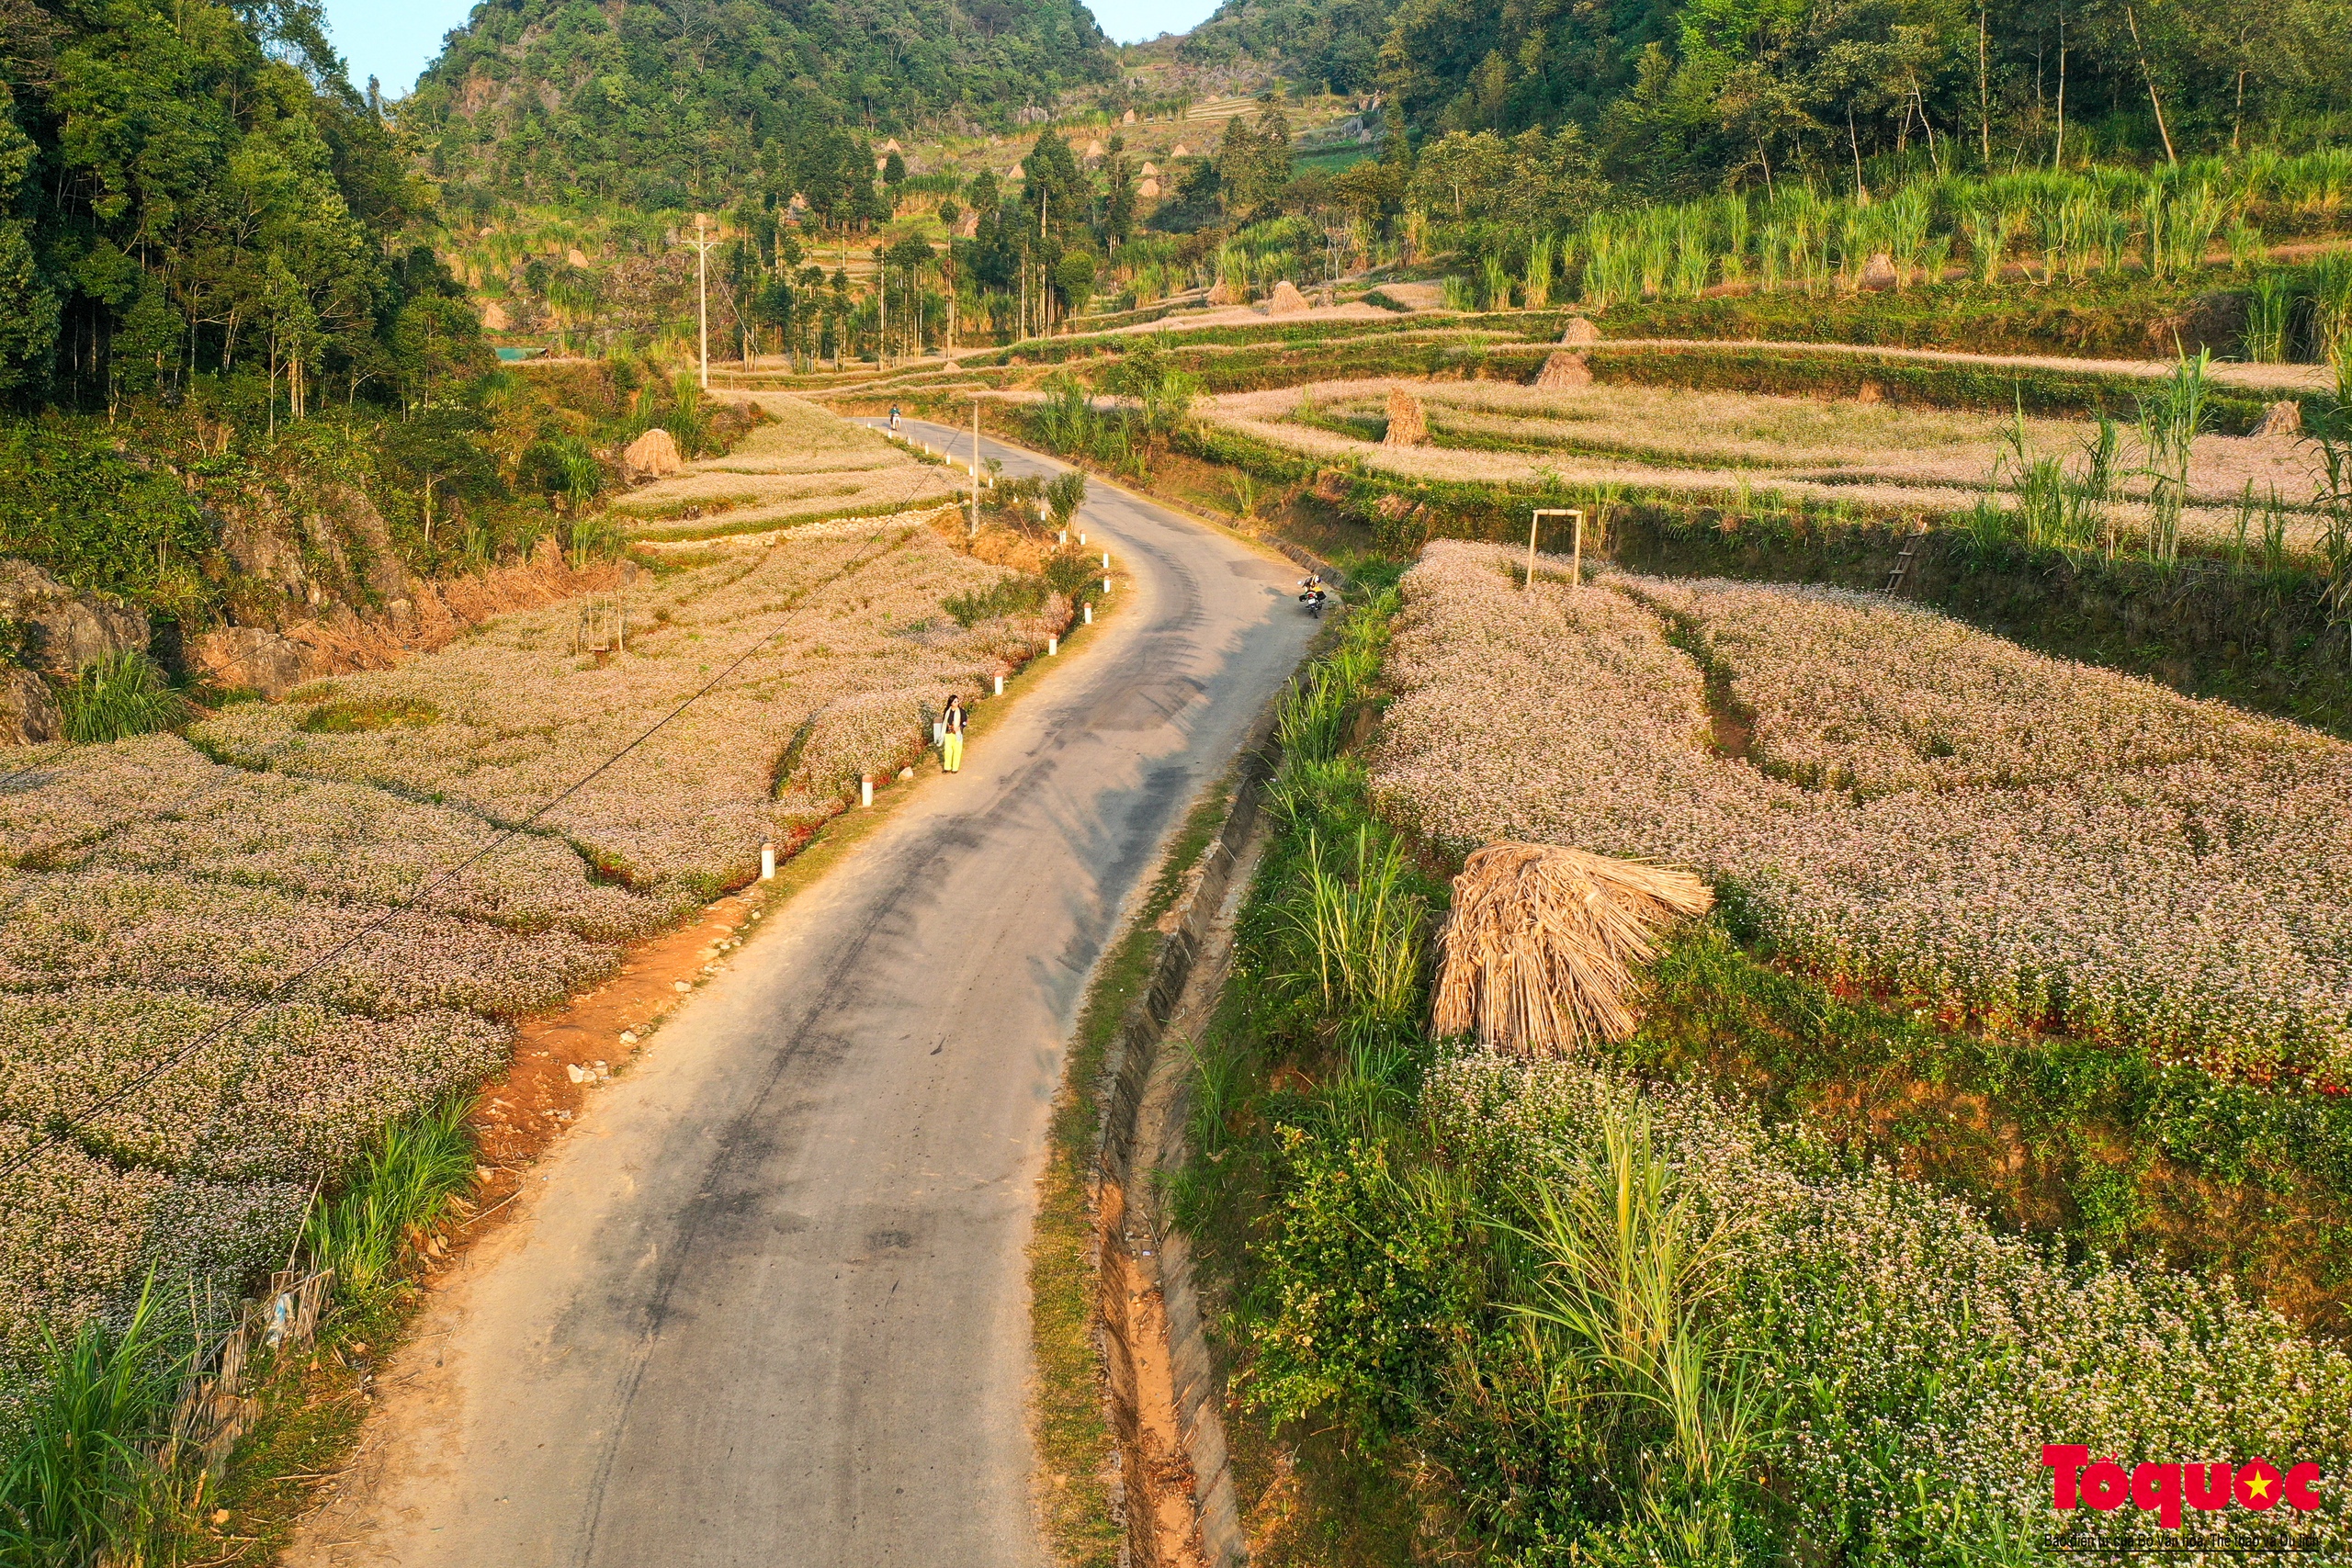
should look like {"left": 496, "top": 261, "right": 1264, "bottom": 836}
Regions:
{"left": 0, "top": 490, "right": 940, "bottom": 1185}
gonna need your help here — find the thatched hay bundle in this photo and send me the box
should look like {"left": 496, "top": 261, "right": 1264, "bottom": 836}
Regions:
{"left": 1433, "top": 841, "right": 1713, "bottom": 1056}
{"left": 1534, "top": 350, "right": 1592, "bottom": 390}
{"left": 1384, "top": 385, "right": 1429, "bottom": 447}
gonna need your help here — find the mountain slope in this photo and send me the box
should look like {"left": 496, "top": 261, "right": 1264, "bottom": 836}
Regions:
{"left": 1174, "top": 0, "right": 1394, "bottom": 96}
{"left": 406, "top": 0, "right": 1120, "bottom": 210}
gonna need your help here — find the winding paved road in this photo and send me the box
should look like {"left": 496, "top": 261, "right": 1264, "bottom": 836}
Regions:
{"left": 290, "top": 425, "right": 1312, "bottom": 1567}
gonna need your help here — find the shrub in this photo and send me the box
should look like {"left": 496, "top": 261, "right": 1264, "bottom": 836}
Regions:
{"left": 301, "top": 1097, "right": 479, "bottom": 1301}
{"left": 60, "top": 653, "right": 187, "bottom": 743}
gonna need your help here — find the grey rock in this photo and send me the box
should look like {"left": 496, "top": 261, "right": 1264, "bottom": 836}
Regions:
{"left": 0, "top": 558, "right": 150, "bottom": 679}
{"left": 0, "top": 664, "right": 62, "bottom": 746}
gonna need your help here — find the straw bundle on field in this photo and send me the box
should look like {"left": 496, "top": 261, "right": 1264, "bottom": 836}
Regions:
{"left": 1433, "top": 841, "right": 1713, "bottom": 1056}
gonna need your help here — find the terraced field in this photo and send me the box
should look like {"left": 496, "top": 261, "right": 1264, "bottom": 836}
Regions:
{"left": 0, "top": 491, "right": 1063, "bottom": 1380}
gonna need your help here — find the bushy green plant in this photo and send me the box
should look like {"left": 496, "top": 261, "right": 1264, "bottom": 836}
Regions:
{"left": 60, "top": 652, "right": 187, "bottom": 742}
{"left": 301, "top": 1097, "right": 479, "bottom": 1300}
{"left": 0, "top": 1278, "right": 198, "bottom": 1567}
{"left": 942, "top": 574, "right": 1049, "bottom": 627}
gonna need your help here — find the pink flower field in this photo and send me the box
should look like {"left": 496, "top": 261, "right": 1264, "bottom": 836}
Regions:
{"left": 1376, "top": 542, "right": 2352, "bottom": 1079}
{"left": 0, "top": 513, "right": 1059, "bottom": 1372}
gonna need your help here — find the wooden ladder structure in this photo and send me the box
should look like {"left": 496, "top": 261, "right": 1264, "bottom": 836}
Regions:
{"left": 1883, "top": 525, "right": 1928, "bottom": 595}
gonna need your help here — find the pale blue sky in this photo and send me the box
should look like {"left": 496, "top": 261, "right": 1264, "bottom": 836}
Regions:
{"left": 321, "top": 1, "right": 1222, "bottom": 97}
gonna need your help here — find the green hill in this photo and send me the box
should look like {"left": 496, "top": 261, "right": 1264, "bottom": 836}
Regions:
{"left": 406, "top": 0, "right": 1122, "bottom": 211}
{"left": 1177, "top": 0, "right": 2351, "bottom": 196}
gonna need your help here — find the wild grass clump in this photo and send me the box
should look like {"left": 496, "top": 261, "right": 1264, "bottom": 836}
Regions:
{"left": 301, "top": 1096, "right": 479, "bottom": 1301}
{"left": 60, "top": 653, "right": 187, "bottom": 742}
{"left": 0, "top": 1280, "right": 198, "bottom": 1568}
{"left": 942, "top": 575, "right": 1049, "bottom": 627}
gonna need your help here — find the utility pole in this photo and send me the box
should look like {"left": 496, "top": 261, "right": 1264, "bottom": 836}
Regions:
{"left": 970, "top": 397, "right": 982, "bottom": 536}
{"left": 684, "top": 211, "right": 722, "bottom": 390}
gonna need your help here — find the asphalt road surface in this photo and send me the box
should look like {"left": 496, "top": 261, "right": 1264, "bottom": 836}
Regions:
{"left": 288, "top": 424, "right": 1315, "bottom": 1568}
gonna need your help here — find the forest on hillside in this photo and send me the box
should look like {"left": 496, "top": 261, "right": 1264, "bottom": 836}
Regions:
{"left": 0, "top": 0, "right": 742, "bottom": 739}
{"left": 1184, "top": 0, "right": 2352, "bottom": 196}
{"left": 405, "top": 0, "right": 1120, "bottom": 212}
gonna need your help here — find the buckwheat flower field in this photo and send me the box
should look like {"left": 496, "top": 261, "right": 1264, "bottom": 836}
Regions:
{"left": 0, "top": 510, "right": 1061, "bottom": 1374}
{"left": 1206, "top": 379, "right": 2316, "bottom": 551}
{"left": 1429, "top": 1046, "right": 2352, "bottom": 1557}
{"left": 193, "top": 520, "right": 1056, "bottom": 890}
{"left": 1374, "top": 542, "right": 2352, "bottom": 1077}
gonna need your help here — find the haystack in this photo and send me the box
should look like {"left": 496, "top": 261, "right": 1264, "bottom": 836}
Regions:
{"left": 1860, "top": 251, "right": 1899, "bottom": 290}
{"left": 1560, "top": 315, "right": 1602, "bottom": 345}
{"left": 2253, "top": 400, "right": 2303, "bottom": 439}
{"left": 1433, "top": 842, "right": 1713, "bottom": 1056}
{"left": 1383, "top": 385, "right": 1428, "bottom": 447}
{"left": 1207, "top": 276, "right": 1247, "bottom": 306}
{"left": 1266, "top": 279, "right": 1312, "bottom": 315}
{"left": 1534, "top": 351, "right": 1592, "bottom": 390}
{"left": 622, "top": 427, "right": 683, "bottom": 479}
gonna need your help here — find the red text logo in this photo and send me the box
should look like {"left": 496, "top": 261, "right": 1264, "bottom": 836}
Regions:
{"left": 2043, "top": 1445, "right": 2324, "bottom": 1529}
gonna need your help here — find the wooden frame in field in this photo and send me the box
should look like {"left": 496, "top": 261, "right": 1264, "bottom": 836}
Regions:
{"left": 1529, "top": 507, "right": 1585, "bottom": 589}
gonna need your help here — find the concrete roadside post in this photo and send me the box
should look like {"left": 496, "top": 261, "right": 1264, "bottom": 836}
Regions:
{"left": 682, "top": 212, "right": 721, "bottom": 391}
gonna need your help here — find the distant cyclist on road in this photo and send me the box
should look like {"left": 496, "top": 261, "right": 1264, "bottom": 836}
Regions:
{"left": 889, "top": 404, "right": 901, "bottom": 432}
{"left": 941, "top": 694, "right": 967, "bottom": 773}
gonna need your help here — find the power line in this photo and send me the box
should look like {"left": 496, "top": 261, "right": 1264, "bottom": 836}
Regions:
{"left": 0, "top": 503, "right": 933, "bottom": 1186}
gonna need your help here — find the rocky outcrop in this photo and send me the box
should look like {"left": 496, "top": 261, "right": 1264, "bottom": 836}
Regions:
{"left": 1383, "top": 386, "right": 1429, "bottom": 447}
{"left": 185, "top": 626, "right": 332, "bottom": 700}
{"left": 0, "top": 560, "right": 150, "bottom": 680}
{"left": 622, "top": 428, "right": 684, "bottom": 479}
{"left": 0, "top": 664, "right": 62, "bottom": 745}
{"left": 216, "top": 480, "right": 417, "bottom": 640}
{"left": 1535, "top": 351, "right": 1593, "bottom": 389}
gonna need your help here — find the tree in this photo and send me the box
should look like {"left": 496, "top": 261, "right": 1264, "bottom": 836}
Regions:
{"left": 1215, "top": 105, "right": 1295, "bottom": 218}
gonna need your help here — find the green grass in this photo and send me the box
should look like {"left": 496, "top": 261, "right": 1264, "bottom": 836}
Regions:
{"left": 302, "top": 1098, "right": 481, "bottom": 1302}
{"left": 0, "top": 1279, "right": 201, "bottom": 1567}
{"left": 299, "top": 695, "right": 439, "bottom": 734}
{"left": 60, "top": 652, "right": 189, "bottom": 742}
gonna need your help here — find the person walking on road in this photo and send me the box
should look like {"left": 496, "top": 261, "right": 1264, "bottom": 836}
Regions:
{"left": 941, "top": 694, "right": 967, "bottom": 773}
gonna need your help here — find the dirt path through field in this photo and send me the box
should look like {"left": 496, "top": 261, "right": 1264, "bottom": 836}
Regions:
{"left": 1607, "top": 336, "right": 2336, "bottom": 393}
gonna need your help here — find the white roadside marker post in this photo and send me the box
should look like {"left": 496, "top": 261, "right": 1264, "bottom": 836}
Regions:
{"left": 1084, "top": 604, "right": 1092, "bottom": 625}
{"left": 1049, "top": 634, "right": 1058, "bottom": 655}
{"left": 861, "top": 776, "right": 873, "bottom": 807}
{"left": 994, "top": 673, "right": 1004, "bottom": 696}
{"left": 761, "top": 841, "right": 775, "bottom": 880}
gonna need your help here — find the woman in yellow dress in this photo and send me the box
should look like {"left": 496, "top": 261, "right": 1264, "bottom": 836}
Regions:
{"left": 941, "top": 694, "right": 967, "bottom": 773}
